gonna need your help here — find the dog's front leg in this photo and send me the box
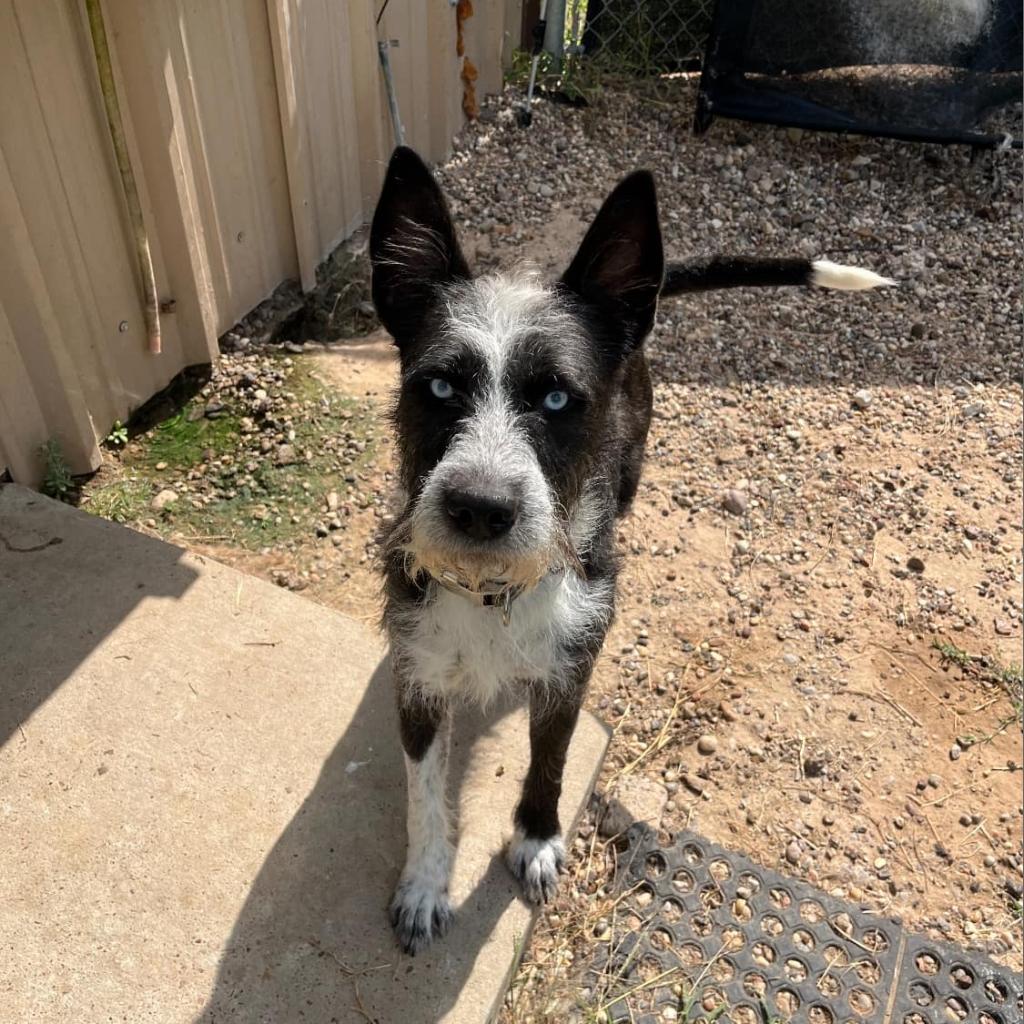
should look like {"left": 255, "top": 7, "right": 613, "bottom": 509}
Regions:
{"left": 507, "top": 681, "right": 586, "bottom": 903}
{"left": 390, "top": 693, "right": 453, "bottom": 954}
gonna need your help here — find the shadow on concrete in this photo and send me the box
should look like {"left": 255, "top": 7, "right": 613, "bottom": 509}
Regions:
{"left": 0, "top": 484, "right": 199, "bottom": 748}
{"left": 194, "top": 658, "right": 531, "bottom": 1024}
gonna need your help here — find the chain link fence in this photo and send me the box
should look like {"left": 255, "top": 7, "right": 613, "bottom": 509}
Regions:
{"left": 566, "top": 0, "right": 713, "bottom": 74}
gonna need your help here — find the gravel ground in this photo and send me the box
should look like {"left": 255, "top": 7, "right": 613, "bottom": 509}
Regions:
{"left": 82, "top": 77, "right": 1023, "bottom": 1023}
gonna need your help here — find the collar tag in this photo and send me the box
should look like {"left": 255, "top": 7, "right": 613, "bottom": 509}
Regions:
{"left": 429, "top": 568, "right": 538, "bottom": 625}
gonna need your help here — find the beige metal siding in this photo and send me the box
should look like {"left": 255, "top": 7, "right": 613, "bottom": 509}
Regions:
{"left": 1, "top": 0, "right": 192, "bottom": 481}
{"left": 107, "top": 0, "right": 300, "bottom": 335}
{"left": 0, "top": 0, "right": 513, "bottom": 486}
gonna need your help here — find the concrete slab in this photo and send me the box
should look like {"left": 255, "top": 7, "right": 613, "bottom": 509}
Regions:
{"left": 0, "top": 484, "right": 610, "bottom": 1023}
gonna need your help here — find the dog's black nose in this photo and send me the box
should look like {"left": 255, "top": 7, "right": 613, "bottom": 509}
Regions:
{"left": 443, "top": 488, "right": 519, "bottom": 541}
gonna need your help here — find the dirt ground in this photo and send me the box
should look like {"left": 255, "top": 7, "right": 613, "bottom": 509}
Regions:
{"left": 80, "top": 81, "right": 1022, "bottom": 1020}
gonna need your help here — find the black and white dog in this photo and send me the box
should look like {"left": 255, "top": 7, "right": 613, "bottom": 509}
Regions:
{"left": 370, "top": 147, "right": 892, "bottom": 954}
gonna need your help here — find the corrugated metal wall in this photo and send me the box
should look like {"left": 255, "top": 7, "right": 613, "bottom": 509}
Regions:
{"left": 0, "top": 0, "right": 516, "bottom": 486}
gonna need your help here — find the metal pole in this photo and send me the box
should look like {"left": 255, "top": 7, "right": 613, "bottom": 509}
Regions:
{"left": 378, "top": 40, "right": 405, "bottom": 148}
{"left": 518, "top": 0, "right": 550, "bottom": 126}
{"left": 543, "top": 0, "right": 566, "bottom": 70}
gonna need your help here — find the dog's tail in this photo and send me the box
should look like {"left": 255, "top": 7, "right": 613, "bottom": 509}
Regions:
{"left": 661, "top": 256, "right": 896, "bottom": 296}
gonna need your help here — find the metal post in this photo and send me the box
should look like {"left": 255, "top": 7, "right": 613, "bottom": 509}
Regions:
{"left": 377, "top": 40, "right": 405, "bottom": 148}
{"left": 543, "top": 0, "right": 566, "bottom": 70}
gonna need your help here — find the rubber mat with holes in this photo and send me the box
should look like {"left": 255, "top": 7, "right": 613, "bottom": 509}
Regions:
{"left": 587, "top": 825, "right": 1022, "bottom": 1024}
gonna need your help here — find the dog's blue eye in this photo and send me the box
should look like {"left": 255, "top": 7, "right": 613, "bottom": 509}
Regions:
{"left": 430, "top": 378, "right": 454, "bottom": 400}
{"left": 542, "top": 389, "right": 569, "bottom": 412}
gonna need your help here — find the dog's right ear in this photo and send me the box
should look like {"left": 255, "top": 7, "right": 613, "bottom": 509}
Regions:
{"left": 370, "top": 147, "right": 470, "bottom": 343}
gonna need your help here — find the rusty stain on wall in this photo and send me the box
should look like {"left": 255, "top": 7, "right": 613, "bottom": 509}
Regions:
{"left": 456, "top": 0, "right": 479, "bottom": 119}
{"left": 461, "top": 58, "right": 480, "bottom": 119}
{"left": 456, "top": 0, "right": 473, "bottom": 56}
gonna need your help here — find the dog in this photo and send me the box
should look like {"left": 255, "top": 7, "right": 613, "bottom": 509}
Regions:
{"left": 369, "top": 146, "right": 893, "bottom": 954}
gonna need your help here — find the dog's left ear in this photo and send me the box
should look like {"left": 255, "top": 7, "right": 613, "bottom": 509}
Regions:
{"left": 370, "top": 147, "right": 470, "bottom": 343}
{"left": 561, "top": 171, "right": 663, "bottom": 356}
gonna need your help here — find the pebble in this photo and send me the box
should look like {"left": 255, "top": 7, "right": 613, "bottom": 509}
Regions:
{"left": 785, "top": 841, "right": 802, "bottom": 865}
{"left": 682, "top": 773, "right": 705, "bottom": 796}
{"left": 151, "top": 489, "right": 178, "bottom": 511}
{"left": 598, "top": 776, "right": 669, "bottom": 838}
{"left": 722, "top": 488, "right": 748, "bottom": 516}
{"left": 853, "top": 388, "right": 873, "bottom": 410}
{"left": 906, "top": 556, "right": 926, "bottom": 573}
{"left": 696, "top": 734, "right": 718, "bottom": 755}
{"left": 274, "top": 444, "right": 298, "bottom": 466}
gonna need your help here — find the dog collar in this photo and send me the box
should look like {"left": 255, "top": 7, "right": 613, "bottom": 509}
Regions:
{"left": 428, "top": 569, "right": 526, "bottom": 626}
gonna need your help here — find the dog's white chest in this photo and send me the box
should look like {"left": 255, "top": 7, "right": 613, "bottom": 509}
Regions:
{"left": 402, "top": 572, "right": 610, "bottom": 704}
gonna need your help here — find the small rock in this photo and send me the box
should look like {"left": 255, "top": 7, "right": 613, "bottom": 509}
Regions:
{"left": 151, "top": 489, "right": 178, "bottom": 512}
{"left": 927, "top": 774, "right": 941, "bottom": 789}
{"left": 722, "top": 489, "right": 748, "bottom": 516}
{"left": 852, "top": 389, "right": 873, "bottom": 410}
{"left": 275, "top": 444, "right": 298, "bottom": 466}
{"left": 697, "top": 734, "right": 718, "bottom": 756}
{"left": 949, "top": 745, "right": 962, "bottom": 761}
{"left": 994, "top": 618, "right": 1013, "bottom": 636}
{"left": 598, "top": 776, "right": 669, "bottom": 837}
{"left": 906, "top": 556, "right": 926, "bottom": 573}
{"left": 682, "top": 773, "right": 705, "bottom": 796}
{"left": 204, "top": 401, "right": 227, "bottom": 419}
{"left": 154, "top": 461, "right": 168, "bottom": 471}
{"left": 785, "top": 841, "right": 802, "bottom": 865}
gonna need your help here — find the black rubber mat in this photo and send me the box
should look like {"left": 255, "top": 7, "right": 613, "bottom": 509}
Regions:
{"left": 587, "top": 824, "right": 1022, "bottom": 1024}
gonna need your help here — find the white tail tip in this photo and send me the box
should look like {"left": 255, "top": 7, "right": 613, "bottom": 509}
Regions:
{"left": 811, "top": 259, "right": 897, "bottom": 291}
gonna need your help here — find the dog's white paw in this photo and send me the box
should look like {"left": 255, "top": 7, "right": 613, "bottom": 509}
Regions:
{"left": 389, "top": 875, "right": 453, "bottom": 955}
{"left": 507, "top": 832, "right": 565, "bottom": 904}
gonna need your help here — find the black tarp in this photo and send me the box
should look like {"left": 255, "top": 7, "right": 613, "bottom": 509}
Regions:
{"left": 696, "top": 0, "right": 1023, "bottom": 146}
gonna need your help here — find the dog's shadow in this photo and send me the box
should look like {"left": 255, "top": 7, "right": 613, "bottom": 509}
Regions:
{"left": 193, "top": 658, "right": 530, "bottom": 1024}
